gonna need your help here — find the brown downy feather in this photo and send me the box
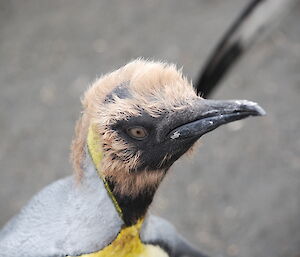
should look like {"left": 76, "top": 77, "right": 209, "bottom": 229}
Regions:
{"left": 70, "top": 59, "right": 198, "bottom": 195}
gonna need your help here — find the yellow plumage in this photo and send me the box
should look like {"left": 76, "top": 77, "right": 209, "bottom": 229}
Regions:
{"left": 76, "top": 220, "right": 168, "bottom": 257}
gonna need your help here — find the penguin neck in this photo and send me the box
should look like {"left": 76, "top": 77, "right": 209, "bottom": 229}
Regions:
{"left": 106, "top": 178, "right": 157, "bottom": 226}
{"left": 86, "top": 125, "right": 162, "bottom": 226}
{"left": 86, "top": 152, "right": 159, "bottom": 226}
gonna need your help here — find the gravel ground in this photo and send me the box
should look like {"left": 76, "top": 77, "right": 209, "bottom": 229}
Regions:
{"left": 0, "top": 1, "right": 300, "bottom": 257}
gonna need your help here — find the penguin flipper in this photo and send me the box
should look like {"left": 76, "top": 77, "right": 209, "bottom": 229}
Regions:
{"left": 141, "top": 215, "right": 209, "bottom": 257}
{"left": 0, "top": 173, "right": 122, "bottom": 257}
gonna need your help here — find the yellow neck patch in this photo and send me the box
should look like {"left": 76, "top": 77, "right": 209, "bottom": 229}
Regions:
{"left": 87, "top": 125, "right": 123, "bottom": 219}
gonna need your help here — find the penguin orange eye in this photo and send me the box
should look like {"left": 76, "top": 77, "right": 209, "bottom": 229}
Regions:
{"left": 127, "top": 127, "right": 148, "bottom": 140}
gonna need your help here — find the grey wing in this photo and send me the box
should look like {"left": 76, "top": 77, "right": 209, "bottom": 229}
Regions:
{"left": 195, "top": 0, "right": 297, "bottom": 97}
{"left": 0, "top": 177, "right": 72, "bottom": 257}
{"left": 140, "top": 215, "right": 209, "bottom": 257}
{"left": 0, "top": 173, "right": 122, "bottom": 257}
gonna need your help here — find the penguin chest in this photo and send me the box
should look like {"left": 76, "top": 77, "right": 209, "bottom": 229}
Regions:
{"left": 73, "top": 222, "right": 169, "bottom": 257}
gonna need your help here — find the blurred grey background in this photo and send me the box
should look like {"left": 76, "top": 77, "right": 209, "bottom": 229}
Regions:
{"left": 0, "top": 1, "right": 300, "bottom": 257}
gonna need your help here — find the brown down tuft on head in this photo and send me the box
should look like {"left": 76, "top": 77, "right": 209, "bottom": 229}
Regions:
{"left": 70, "top": 59, "right": 198, "bottom": 195}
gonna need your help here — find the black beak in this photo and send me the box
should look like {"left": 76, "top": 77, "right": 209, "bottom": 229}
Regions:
{"left": 169, "top": 99, "right": 265, "bottom": 140}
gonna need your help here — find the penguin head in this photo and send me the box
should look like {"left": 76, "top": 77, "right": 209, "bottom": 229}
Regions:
{"left": 72, "top": 59, "right": 265, "bottom": 198}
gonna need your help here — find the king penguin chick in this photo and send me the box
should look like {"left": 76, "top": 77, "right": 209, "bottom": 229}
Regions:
{"left": 0, "top": 60, "right": 265, "bottom": 257}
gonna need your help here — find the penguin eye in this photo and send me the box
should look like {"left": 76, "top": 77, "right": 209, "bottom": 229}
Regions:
{"left": 127, "top": 126, "right": 148, "bottom": 140}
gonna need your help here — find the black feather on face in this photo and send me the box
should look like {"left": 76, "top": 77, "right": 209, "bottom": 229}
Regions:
{"left": 109, "top": 96, "right": 266, "bottom": 176}
{"left": 111, "top": 110, "right": 196, "bottom": 172}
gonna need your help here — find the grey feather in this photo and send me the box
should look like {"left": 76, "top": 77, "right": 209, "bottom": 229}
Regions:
{"left": 0, "top": 154, "right": 123, "bottom": 257}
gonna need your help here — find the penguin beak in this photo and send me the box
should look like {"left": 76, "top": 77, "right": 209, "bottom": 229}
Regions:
{"left": 169, "top": 99, "right": 266, "bottom": 140}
